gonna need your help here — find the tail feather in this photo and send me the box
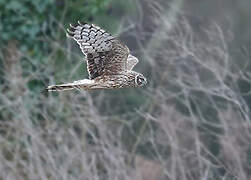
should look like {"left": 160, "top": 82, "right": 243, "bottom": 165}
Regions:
{"left": 45, "top": 79, "right": 94, "bottom": 92}
{"left": 46, "top": 84, "right": 77, "bottom": 92}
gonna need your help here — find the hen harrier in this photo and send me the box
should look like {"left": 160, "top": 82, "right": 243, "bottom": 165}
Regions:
{"left": 46, "top": 21, "right": 147, "bottom": 91}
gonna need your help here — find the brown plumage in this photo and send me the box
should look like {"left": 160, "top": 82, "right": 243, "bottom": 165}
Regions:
{"left": 46, "top": 21, "right": 147, "bottom": 91}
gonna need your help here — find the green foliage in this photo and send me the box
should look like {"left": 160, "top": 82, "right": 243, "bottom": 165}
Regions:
{"left": 0, "top": 0, "right": 116, "bottom": 57}
{"left": 1, "top": 0, "right": 52, "bottom": 46}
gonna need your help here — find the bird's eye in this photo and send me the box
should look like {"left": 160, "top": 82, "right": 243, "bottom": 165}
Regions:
{"left": 135, "top": 75, "right": 145, "bottom": 86}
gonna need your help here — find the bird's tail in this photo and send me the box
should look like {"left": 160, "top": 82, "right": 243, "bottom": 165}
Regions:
{"left": 45, "top": 79, "right": 94, "bottom": 92}
{"left": 46, "top": 83, "right": 77, "bottom": 92}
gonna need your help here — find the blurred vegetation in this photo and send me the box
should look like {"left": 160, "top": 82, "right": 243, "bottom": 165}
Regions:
{"left": 0, "top": 0, "right": 251, "bottom": 179}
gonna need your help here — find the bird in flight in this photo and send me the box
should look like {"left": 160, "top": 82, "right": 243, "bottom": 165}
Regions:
{"left": 46, "top": 21, "right": 147, "bottom": 91}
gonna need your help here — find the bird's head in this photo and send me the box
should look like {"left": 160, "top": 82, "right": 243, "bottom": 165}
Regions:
{"left": 134, "top": 73, "right": 147, "bottom": 87}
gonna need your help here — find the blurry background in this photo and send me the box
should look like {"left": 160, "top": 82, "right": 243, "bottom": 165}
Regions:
{"left": 0, "top": 0, "right": 251, "bottom": 179}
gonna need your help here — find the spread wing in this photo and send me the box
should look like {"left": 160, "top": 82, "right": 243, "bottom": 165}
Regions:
{"left": 126, "top": 54, "right": 139, "bottom": 70}
{"left": 67, "top": 21, "right": 129, "bottom": 79}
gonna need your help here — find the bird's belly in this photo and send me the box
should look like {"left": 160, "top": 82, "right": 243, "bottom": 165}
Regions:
{"left": 93, "top": 75, "right": 129, "bottom": 89}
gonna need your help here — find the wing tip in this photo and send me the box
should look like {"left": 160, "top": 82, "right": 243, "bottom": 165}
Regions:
{"left": 78, "top": 20, "right": 87, "bottom": 26}
{"left": 69, "top": 21, "right": 88, "bottom": 27}
{"left": 69, "top": 22, "right": 78, "bottom": 28}
{"left": 67, "top": 21, "right": 89, "bottom": 37}
{"left": 66, "top": 28, "right": 75, "bottom": 37}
